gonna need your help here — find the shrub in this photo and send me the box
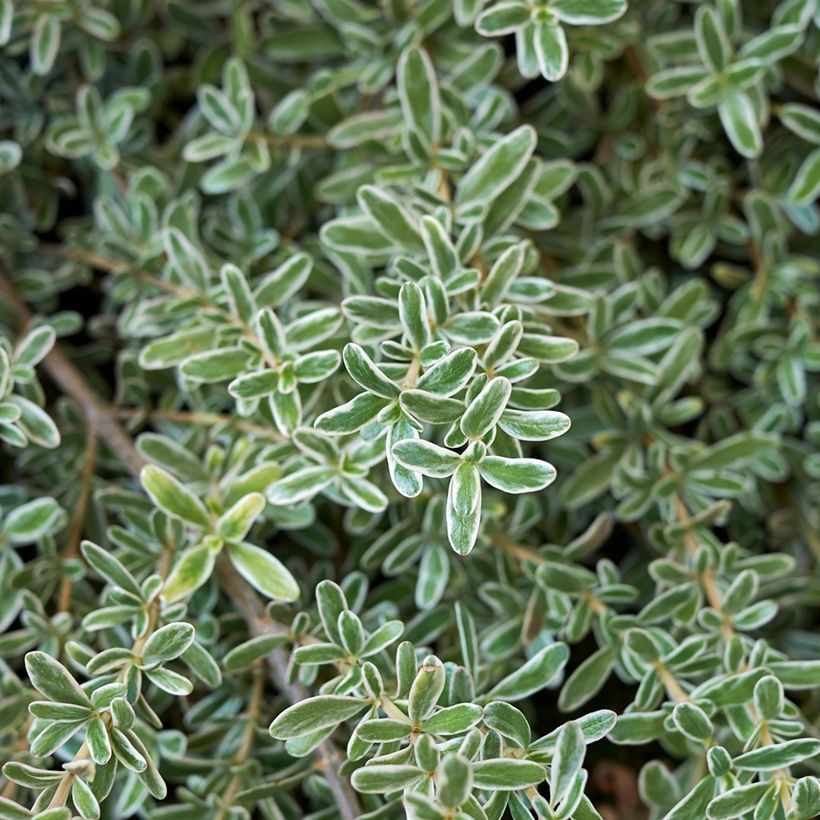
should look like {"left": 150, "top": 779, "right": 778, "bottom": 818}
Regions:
{"left": 1, "top": 1, "right": 819, "bottom": 819}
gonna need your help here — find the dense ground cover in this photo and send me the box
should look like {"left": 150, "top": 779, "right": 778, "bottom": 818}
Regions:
{"left": 1, "top": 0, "right": 819, "bottom": 818}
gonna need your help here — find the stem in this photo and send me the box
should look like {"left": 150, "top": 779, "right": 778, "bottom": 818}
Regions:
{"left": 0, "top": 268, "right": 361, "bottom": 820}
{"left": 757, "top": 712, "right": 792, "bottom": 812}
{"left": 43, "top": 245, "right": 284, "bottom": 376}
{"left": 58, "top": 423, "right": 98, "bottom": 612}
{"left": 674, "top": 495, "right": 735, "bottom": 643}
{"left": 495, "top": 532, "right": 609, "bottom": 614}
{"left": 380, "top": 695, "right": 411, "bottom": 723}
{"left": 653, "top": 661, "right": 690, "bottom": 704}
{"left": 402, "top": 357, "right": 420, "bottom": 388}
{"left": 215, "top": 663, "right": 265, "bottom": 820}
{"left": 47, "top": 745, "right": 90, "bottom": 809}
{"left": 0, "top": 269, "right": 144, "bottom": 477}
{"left": 214, "top": 556, "right": 361, "bottom": 819}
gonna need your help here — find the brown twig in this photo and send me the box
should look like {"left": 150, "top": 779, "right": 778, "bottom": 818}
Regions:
{"left": 58, "top": 423, "right": 98, "bottom": 611}
{"left": 213, "top": 556, "right": 360, "bottom": 818}
{"left": 674, "top": 495, "right": 734, "bottom": 643}
{"left": 215, "top": 663, "right": 266, "bottom": 820}
{"left": 0, "top": 267, "right": 361, "bottom": 820}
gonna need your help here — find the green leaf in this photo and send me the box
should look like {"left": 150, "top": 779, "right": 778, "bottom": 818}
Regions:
{"left": 1, "top": 762, "right": 63, "bottom": 789}
{"left": 162, "top": 544, "right": 216, "bottom": 603}
{"left": 460, "top": 377, "right": 511, "bottom": 439}
{"left": 767, "top": 660, "right": 820, "bottom": 690}
{"left": 28, "top": 700, "right": 91, "bottom": 721}
{"left": 733, "top": 739, "right": 820, "bottom": 771}
{"left": 180, "top": 347, "right": 251, "bottom": 383}
{"left": 137, "top": 433, "right": 208, "bottom": 482}
{"left": 141, "top": 465, "right": 211, "bottom": 528}
{"left": 71, "top": 774, "right": 100, "bottom": 820}
{"left": 479, "top": 456, "right": 557, "bottom": 493}
{"left": 343, "top": 343, "right": 400, "bottom": 399}
{"left": 400, "top": 390, "right": 464, "bottom": 424}
{"left": 197, "top": 84, "right": 241, "bottom": 134}
{"left": 164, "top": 227, "right": 208, "bottom": 290}
{"left": 483, "top": 702, "right": 531, "bottom": 748}
{"left": 359, "top": 621, "right": 403, "bottom": 658}
{"left": 397, "top": 46, "right": 440, "bottom": 146}
{"left": 689, "top": 432, "right": 777, "bottom": 471}
{"left": 267, "top": 466, "right": 336, "bottom": 505}
{"left": 446, "top": 462, "right": 482, "bottom": 555}
{"left": 293, "top": 642, "right": 346, "bottom": 665}
{"left": 183, "top": 641, "right": 222, "bottom": 688}
{"left": 356, "top": 719, "right": 412, "bottom": 742}
{"left": 9, "top": 396, "right": 60, "bottom": 448}
{"left": 24, "top": 651, "right": 90, "bottom": 706}
{"left": 497, "top": 409, "right": 570, "bottom": 441}
{"left": 29, "top": 719, "right": 86, "bottom": 758}
{"left": 254, "top": 253, "right": 313, "bottom": 307}
{"left": 417, "top": 348, "right": 477, "bottom": 395}
{"left": 551, "top": 720, "right": 585, "bottom": 805}
{"left": 472, "top": 759, "right": 546, "bottom": 791}
{"left": 664, "top": 776, "right": 717, "bottom": 820}
{"left": 269, "top": 696, "right": 368, "bottom": 739}
{"left": 14, "top": 325, "right": 55, "bottom": 368}
{"left": 706, "top": 782, "right": 771, "bottom": 819}
{"left": 357, "top": 186, "right": 423, "bottom": 252}
{"left": 218, "top": 493, "right": 265, "bottom": 542}
{"left": 408, "top": 655, "right": 446, "bottom": 723}
{"left": 551, "top": 0, "right": 627, "bottom": 25}
{"left": 476, "top": 2, "right": 530, "bottom": 36}
{"left": 672, "top": 702, "right": 712, "bottom": 742}
{"left": 482, "top": 243, "right": 526, "bottom": 305}
{"left": 647, "top": 67, "right": 711, "bottom": 100}
{"left": 536, "top": 561, "right": 598, "bottom": 594}
{"left": 421, "top": 703, "right": 483, "bottom": 735}
{"left": 145, "top": 666, "right": 193, "bottom": 695}
{"left": 787, "top": 147, "right": 820, "bottom": 206}
{"left": 561, "top": 450, "right": 620, "bottom": 508}
{"left": 558, "top": 644, "right": 616, "bottom": 712}
{"left": 224, "top": 634, "right": 289, "bottom": 672}
{"left": 486, "top": 643, "right": 570, "bottom": 702}
{"left": 31, "top": 14, "right": 61, "bottom": 75}
{"left": 455, "top": 125, "right": 537, "bottom": 210}
{"left": 398, "top": 282, "right": 431, "bottom": 352}
{"left": 80, "top": 540, "right": 142, "bottom": 598}
{"left": 740, "top": 24, "right": 805, "bottom": 63}
{"left": 351, "top": 764, "right": 424, "bottom": 793}
{"left": 436, "top": 754, "right": 473, "bottom": 810}
{"left": 221, "top": 263, "right": 256, "bottom": 323}
{"left": 779, "top": 103, "right": 820, "bottom": 144}
{"left": 4, "top": 497, "right": 63, "bottom": 544}
{"left": 718, "top": 91, "right": 762, "bottom": 159}
{"left": 142, "top": 622, "right": 195, "bottom": 667}
{"left": 111, "top": 728, "right": 147, "bottom": 772}
{"left": 226, "top": 541, "right": 300, "bottom": 601}
{"left": 183, "top": 133, "right": 238, "bottom": 162}
{"left": 315, "top": 392, "right": 390, "bottom": 435}
{"left": 420, "top": 216, "right": 459, "bottom": 279}
{"left": 200, "top": 157, "right": 259, "bottom": 195}
{"left": 534, "top": 22, "right": 568, "bottom": 82}
{"left": 695, "top": 5, "right": 731, "bottom": 72}
{"left": 518, "top": 334, "right": 578, "bottom": 363}
{"left": 392, "top": 440, "right": 462, "bottom": 477}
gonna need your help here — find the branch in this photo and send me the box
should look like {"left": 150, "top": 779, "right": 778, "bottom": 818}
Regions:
{"left": 0, "top": 268, "right": 361, "bottom": 820}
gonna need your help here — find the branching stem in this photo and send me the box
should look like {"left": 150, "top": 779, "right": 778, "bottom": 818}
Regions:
{"left": 0, "top": 268, "right": 361, "bottom": 820}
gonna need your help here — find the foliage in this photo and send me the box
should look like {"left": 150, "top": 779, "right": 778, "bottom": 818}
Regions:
{"left": 1, "top": 0, "right": 820, "bottom": 819}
